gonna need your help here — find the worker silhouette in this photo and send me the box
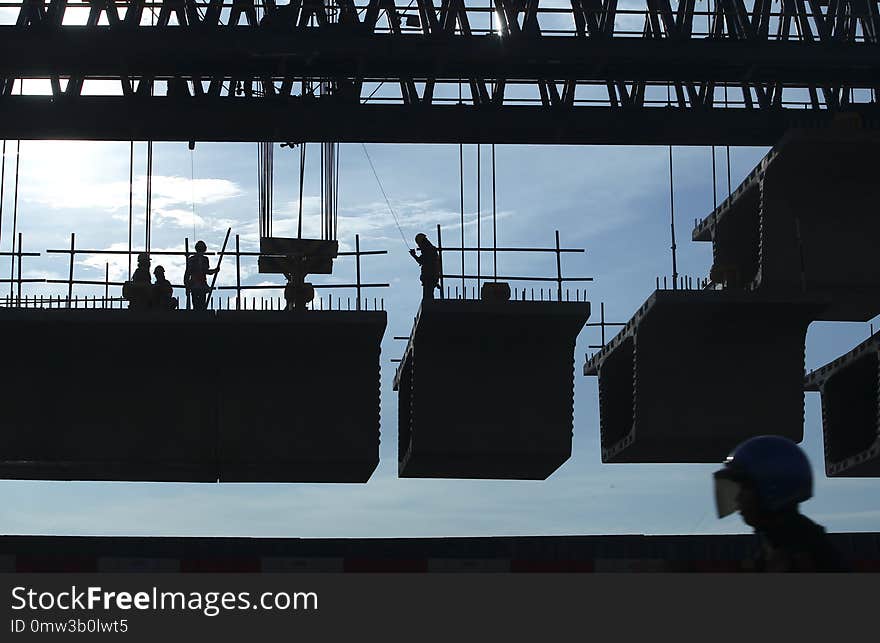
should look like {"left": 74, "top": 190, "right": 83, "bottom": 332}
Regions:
{"left": 184, "top": 240, "right": 219, "bottom": 311}
{"left": 152, "top": 265, "right": 177, "bottom": 310}
{"left": 714, "top": 435, "right": 848, "bottom": 572}
{"left": 283, "top": 255, "right": 315, "bottom": 311}
{"left": 409, "top": 233, "right": 440, "bottom": 300}
{"left": 124, "top": 252, "right": 153, "bottom": 310}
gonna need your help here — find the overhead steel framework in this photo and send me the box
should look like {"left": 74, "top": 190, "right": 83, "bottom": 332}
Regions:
{"left": 1, "top": 0, "right": 879, "bottom": 144}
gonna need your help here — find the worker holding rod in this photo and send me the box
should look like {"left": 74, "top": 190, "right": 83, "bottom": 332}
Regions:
{"left": 184, "top": 240, "right": 221, "bottom": 311}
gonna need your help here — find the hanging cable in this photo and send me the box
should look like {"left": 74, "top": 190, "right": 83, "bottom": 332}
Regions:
{"left": 190, "top": 146, "right": 197, "bottom": 240}
{"left": 145, "top": 141, "right": 153, "bottom": 252}
{"left": 460, "top": 143, "right": 466, "bottom": 294}
{"left": 726, "top": 145, "right": 732, "bottom": 197}
{"left": 361, "top": 143, "right": 410, "bottom": 251}
{"left": 669, "top": 145, "right": 678, "bottom": 290}
{"left": 258, "top": 142, "right": 274, "bottom": 239}
{"left": 128, "top": 141, "right": 133, "bottom": 279}
{"left": 298, "top": 143, "right": 306, "bottom": 239}
{"left": 476, "top": 144, "right": 481, "bottom": 291}
{"left": 724, "top": 84, "right": 731, "bottom": 197}
{"left": 0, "top": 139, "right": 6, "bottom": 251}
{"left": 492, "top": 143, "right": 498, "bottom": 281}
{"left": 711, "top": 145, "right": 717, "bottom": 210}
{"left": 8, "top": 140, "right": 20, "bottom": 299}
{"left": 334, "top": 143, "right": 340, "bottom": 242}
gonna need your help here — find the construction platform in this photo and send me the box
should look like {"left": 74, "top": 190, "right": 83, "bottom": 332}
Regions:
{"left": 584, "top": 289, "right": 819, "bottom": 463}
{"left": 393, "top": 298, "right": 590, "bottom": 480}
{"left": 0, "top": 308, "right": 386, "bottom": 483}
{"left": 692, "top": 129, "right": 880, "bottom": 321}
{"left": 805, "top": 335, "right": 880, "bottom": 477}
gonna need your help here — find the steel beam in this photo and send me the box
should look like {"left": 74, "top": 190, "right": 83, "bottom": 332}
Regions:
{"left": 3, "top": 96, "right": 879, "bottom": 144}
{"left": 1, "top": 28, "right": 878, "bottom": 85}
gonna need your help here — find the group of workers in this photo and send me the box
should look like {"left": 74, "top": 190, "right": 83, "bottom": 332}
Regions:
{"left": 124, "top": 232, "right": 441, "bottom": 311}
{"left": 124, "top": 240, "right": 218, "bottom": 311}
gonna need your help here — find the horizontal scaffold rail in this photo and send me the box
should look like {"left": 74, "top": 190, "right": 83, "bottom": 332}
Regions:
{"left": 1, "top": 0, "right": 879, "bottom": 144}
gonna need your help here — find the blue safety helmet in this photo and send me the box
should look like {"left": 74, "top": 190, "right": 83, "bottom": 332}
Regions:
{"left": 713, "top": 435, "right": 813, "bottom": 518}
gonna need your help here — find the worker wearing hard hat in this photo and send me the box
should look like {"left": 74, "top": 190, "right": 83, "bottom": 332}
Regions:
{"left": 409, "top": 233, "right": 441, "bottom": 301}
{"left": 152, "top": 265, "right": 177, "bottom": 310}
{"left": 124, "top": 252, "right": 153, "bottom": 310}
{"left": 714, "top": 435, "right": 847, "bottom": 572}
{"left": 184, "top": 240, "right": 220, "bottom": 311}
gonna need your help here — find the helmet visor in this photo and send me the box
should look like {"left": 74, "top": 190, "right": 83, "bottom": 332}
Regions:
{"left": 713, "top": 471, "right": 742, "bottom": 519}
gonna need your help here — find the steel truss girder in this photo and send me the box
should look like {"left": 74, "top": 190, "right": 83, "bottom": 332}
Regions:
{"left": 2, "top": 0, "right": 879, "bottom": 142}
{"left": 1, "top": 29, "right": 878, "bottom": 86}
{"left": 2, "top": 96, "right": 879, "bottom": 145}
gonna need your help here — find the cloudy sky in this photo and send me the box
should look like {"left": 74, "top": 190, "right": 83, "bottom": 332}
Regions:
{"left": 0, "top": 135, "right": 876, "bottom": 540}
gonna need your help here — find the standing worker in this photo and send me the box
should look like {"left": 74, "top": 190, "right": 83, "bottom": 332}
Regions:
{"left": 184, "top": 240, "right": 220, "bottom": 311}
{"left": 409, "top": 233, "right": 440, "bottom": 301}
{"left": 713, "top": 435, "right": 848, "bottom": 572}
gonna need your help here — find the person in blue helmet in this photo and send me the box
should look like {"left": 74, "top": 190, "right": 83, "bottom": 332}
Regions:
{"left": 713, "top": 435, "right": 848, "bottom": 572}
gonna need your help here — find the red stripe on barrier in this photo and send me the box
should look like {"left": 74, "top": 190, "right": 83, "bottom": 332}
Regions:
{"left": 343, "top": 559, "right": 428, "bottom": 573}
{"left": 180, "top": 558, "right": 261, "bottom": 573}
{"left": 510, "top": 560, "right": 595, "bottom": 573}
{"left": 852, "top": 559, "right": 880, "bottom": 572}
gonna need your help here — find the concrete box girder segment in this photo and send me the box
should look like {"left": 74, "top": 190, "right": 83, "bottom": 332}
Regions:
{"left": 393, "top": 299, "right": 590, "bottom": 480}
{"left": 216, "top": 310, "right": 386, "bottom": 483}
{"left": 805, "top": 336, "right": 880, "bottom": 477}
{"left": 0, "top": 309, "right": 386, "bottom": 483}
{"left": 0, "top": 309, "right": 217, "bottom": 481}
{"left": 692, "top": 129, "right": 880, "bottom": 322}
{"left": 584, "top": 290, "right": 819, "bottom": 463}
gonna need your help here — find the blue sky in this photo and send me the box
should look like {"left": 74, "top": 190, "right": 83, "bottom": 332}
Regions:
{"left": 0, "top": 139, "right": 877, "bottom": 538}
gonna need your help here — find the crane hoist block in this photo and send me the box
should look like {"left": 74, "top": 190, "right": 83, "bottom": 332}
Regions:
{"left": 692, "top": 129, "right": 880, "bottom": 321}
{"left": 0, "top": 309, "right": 385, "bottom": 483}
{"left": 583, "top": 290, "right": 819, "bottom": 463}
{"left": 805, "top": 336, "right": 880, "bottom": 477}
{"left": 393, "top": 299, "right": 590, "bottom": 480}
{"left": 0, "top": 309, "right": 216, "bottom": 481}
{"left": 216, "top": 310, "right": 386, "bottom": 483}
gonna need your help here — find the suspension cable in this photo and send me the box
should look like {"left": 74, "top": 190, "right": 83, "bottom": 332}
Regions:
{"left": 190, "top": 145, "right": 197, "bottom": 240}
{"left": 334, "top": 144, "right": 340, "bottom": 242}
{"left": 298, "top": 143, "right": 306, "bottom": 239}
{"left": 492, "top": 143, "right": 498, "bottom": 281}
{"left": 0, "top": 140, "right": 6, "bottom": 251}
{"left": 476, "top": 144, "right": 481, "bottom": 292}
{"left": 145, "top": 141, "right": 153, "bottom": 252}
{"left": 459, "top": 143, "right": 465, "bottom": 294}
{"left": 711, "top": 145, "right": 717, "bottom": 210}
{"left": 361, "top": 143, "right": 410, "bottom": 251}
{"left": 128, "top": 141, "right": 133, "bottom": 279}
{"left": 669, "top": 145, "right": 678, "bottom": 290}
{"left": 258, "top": 142, "right": 274, "bottom": 239}
{"left": 8, "top": 140, "right": 20, "bottom": 299}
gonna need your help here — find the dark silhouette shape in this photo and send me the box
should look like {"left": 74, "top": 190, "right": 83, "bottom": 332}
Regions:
{"left": 409, "top": 233, "right": 440, "bottom": 301}
{"left": 283, "top": 255, "right": 315, "bottom": 311}
{"left": 394, "top": 299, "right": 590, "bottom": 479}
{"left": 184, "top": 240, "right": 219, "bottom": 311}
{"left": 805, "top": 334, "right": 880, "bottom": 477}
{"left": 123, "top": 252, "right": 153, "bottom": 310}
{"left": 152, "top": 265, "right": 178, "bottom": 310}
{"left": 714, "top": 435, "right": 848, "bottom": 572}
{"left": 583, "top": 290, "right": 818, "bottom": 463}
